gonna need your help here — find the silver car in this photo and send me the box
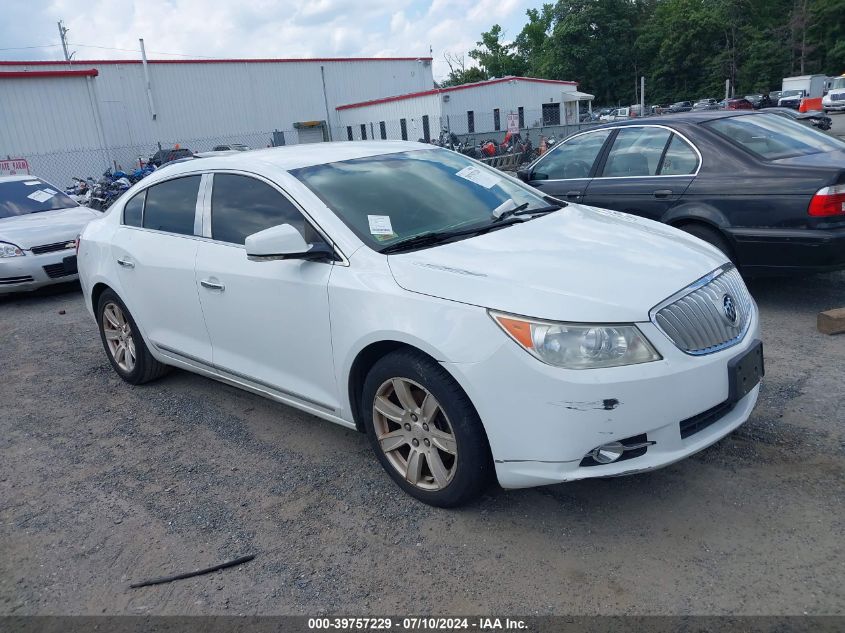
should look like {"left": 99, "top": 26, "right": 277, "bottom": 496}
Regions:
{"left": 0, "top": 175, "right": 100, "bottom": 294}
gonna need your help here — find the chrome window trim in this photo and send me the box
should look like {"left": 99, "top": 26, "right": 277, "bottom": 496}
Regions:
{"left": 529, "top": 128, "right": 612, "bottom": 180}
{"left": 648, "top": 263, "right": 753, "bottom": 356}
{"left": 532, "top": 124, "right": 703, "bottom": 183}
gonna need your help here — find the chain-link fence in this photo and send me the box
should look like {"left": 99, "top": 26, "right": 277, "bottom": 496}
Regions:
{"left": 17, "top": 129, "right": 291, "bottom": 191}
{"left": 15, "top": 105, "right": 602, "bottom": 189}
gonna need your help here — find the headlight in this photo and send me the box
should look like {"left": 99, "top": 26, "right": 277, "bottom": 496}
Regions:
{"left": 491, "top": 311, "right": 662, "bottom": 369}
{"left": 0, "top": 242, "right": 24, "bottom": 258}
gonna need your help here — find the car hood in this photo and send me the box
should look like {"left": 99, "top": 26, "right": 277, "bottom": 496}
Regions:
{"left": 386, "top": 205, "right": 728, "bottom": 323}
{"left": 0, "top": 206, "right": 100, "bottom": 250}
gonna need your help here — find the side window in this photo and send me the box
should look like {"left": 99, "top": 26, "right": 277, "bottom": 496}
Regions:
{"left": 123, "top": 191, "right": 145, "bottom": 227}
{"left": 601, "top": 127, "right": 671, "bottom": 177}
{"left": 532, "top": 130, "right": 612, "bottom": 180}
{"left": 211, "top": 174, "right": 313, "bottom": 245}
{"left": 659, "top": 134, "right": 700, "bottom": 175}
{"left": 142, "top": 176, "right": 200, "bottom": 235}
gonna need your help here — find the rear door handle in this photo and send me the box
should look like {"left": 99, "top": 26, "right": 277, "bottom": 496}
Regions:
{"left": 566, "top": 190, "right": 583, "bottom": 200}
{"left": 653, "top": 189, "right": 673, "bottom": 199}
{"left": 200, "top": 279, "right": 225, "bottom": 291}
{"left": 116, "top": 258, "right": 134, "bottom": 269}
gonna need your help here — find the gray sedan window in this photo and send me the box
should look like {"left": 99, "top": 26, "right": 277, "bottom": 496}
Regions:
{"left": 601, "top": 127, "right": 671, "bottom": 177}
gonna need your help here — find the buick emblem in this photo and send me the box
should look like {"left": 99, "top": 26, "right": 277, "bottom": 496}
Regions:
{"left": 722, "top": 294, "right": 738, "bottom": 324}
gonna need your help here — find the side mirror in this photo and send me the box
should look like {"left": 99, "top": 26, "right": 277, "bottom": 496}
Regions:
{"left": 245, "top": 224, "right": 335, "bottom": 262}
{"left": 516, "top": 168, "right": 531, "bottom": 182}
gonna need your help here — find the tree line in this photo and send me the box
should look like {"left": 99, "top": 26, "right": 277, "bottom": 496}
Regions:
{"left": 442, "top": 0, "right": 845, "bottom": 106}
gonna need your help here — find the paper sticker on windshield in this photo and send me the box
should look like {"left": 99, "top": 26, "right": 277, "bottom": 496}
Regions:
{"left": 27, "top": 189, "right": 55, "bottom": 203}
{"left": 367, "top": 215, "right": 394, "bottom": 236}
{"left": 456, "top": 165, "right": 500, "bottom": 189}
{"left": 23, "top": 180, "right": 41, "bottom": 186}
{"left": 44, "top": 188, "right": 58, "bottom": 195}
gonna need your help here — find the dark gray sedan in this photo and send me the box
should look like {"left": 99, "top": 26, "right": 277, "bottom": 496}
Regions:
{"left": 518, "top": 111, "right": 845, "bottom": 275}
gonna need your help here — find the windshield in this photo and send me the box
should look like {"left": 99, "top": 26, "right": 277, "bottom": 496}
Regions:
{"left": 703, "top": 113, "right": 845, "bottom": 160}
{"left": 780, "top": 90, "right": 803, "bottom": 97}
{"left": 291, "top": 148, "right": 550, "bottom": 252}
{"left": 0, "top": 179, "right": 78, "bottom": 219}
{"left": 832, "top": 77, "right": 845, "bottom": 90}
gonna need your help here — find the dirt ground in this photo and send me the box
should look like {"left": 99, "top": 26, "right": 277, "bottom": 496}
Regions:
{"left": 1, "top": 272, "right": 843, "bottom": 616}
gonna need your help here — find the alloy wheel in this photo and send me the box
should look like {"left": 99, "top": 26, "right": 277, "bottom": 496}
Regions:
{"left": 372, "top": 377, "right": 457, "bottom": 491}
{"left": 102, "top": 302, "right": 136, "bottom": 373}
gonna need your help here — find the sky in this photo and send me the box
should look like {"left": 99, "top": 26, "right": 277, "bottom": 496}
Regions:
{"left": 1, "top": 0, "right": 536, "bottom": 80}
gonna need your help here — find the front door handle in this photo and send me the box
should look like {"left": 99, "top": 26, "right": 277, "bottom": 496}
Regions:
{"left": 566, "top": 190, "right": 583, "bottom": 200}
{"left": 653, "top": 189, "right": 673, "bottom": 199}
{"left": 116, "top": 258, "right": 134, "bottom": 269}
{"left": 200, "top": 279, "right": 225, "bottom": 291}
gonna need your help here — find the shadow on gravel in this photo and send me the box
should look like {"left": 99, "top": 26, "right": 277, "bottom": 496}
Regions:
{"left": 0, "top": 281, "right": 82, "bottom": 305}
{"left": 745, "top": 270, "right": 845, "bottom": 312}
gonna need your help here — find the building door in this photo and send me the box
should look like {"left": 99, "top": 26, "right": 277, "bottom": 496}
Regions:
{"left": 298, "top": 126, "right": 325, "bottom": 144}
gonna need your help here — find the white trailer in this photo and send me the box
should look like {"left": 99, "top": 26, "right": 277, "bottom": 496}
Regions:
{"left": 781, "top": 75, "right": 828, "bottom": 98}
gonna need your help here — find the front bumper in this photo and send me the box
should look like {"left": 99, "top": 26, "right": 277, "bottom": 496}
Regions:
{"left": 821, "top": 98, "right": 845, "bottom": 111}
{"left": 445, "top": 308, "right": 761, "bottom": 489}
{"left": 726, "top": 226, "right": 845, "bottom": 274}
{"left": 0, "top": 250, "right": 78, "bottom": 294}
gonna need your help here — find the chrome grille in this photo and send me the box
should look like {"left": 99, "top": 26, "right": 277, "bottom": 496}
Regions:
{"left": 30, "top": 241, "right": 75, "bottom": 255}
{"left": 652, "top": 265, "right": 752, "bottom": 355}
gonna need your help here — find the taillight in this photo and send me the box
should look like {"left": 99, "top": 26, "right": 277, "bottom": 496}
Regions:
{"left": 808, "top": 185, "right": 845, "bottom": 217}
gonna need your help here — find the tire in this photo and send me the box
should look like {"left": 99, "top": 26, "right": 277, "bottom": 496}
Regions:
{"left": 97, "top": 289, "right": 169, "bottom": 385}
{"left": 361, "top": 349, "right": 493, "bottom": 507}
{"left": 679, "top": 223, "right": 735, "bottom": 264}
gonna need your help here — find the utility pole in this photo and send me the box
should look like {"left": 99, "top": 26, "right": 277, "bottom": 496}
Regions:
{"left": 57, "top": 20, "right": 71, "bottom": 62}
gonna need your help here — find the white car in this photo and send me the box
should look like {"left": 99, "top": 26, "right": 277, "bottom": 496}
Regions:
{"left": 1, "top": 175, "right": 100, "bottom": 294}
{"left": 77, "top": 142, "right": 762, "bottom": 506}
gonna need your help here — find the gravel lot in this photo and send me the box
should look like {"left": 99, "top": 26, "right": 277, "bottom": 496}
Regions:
{"left": 1, "top": 269, "right": 843, "bottom": 617}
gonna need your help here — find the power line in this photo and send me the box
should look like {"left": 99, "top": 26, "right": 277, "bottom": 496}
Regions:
{"left": 0, "top": 42, "right": 216, "bottom": 59}
{"left": 0, "top": 44, "right": 60, "bottom": 51}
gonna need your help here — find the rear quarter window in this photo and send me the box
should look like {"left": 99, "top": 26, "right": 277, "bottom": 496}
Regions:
{"left": 704, "top": 113, "right": 845, "bottom": 160}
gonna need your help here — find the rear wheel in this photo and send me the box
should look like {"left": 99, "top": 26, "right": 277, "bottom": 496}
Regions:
{"left": 679, "top": 223, "right": 735, "bottom": 264}
{"left": 97, "top": 289, "right": 168, "bottom": 384}
{"left": 361, "top": 350, "right": 493, "bottom": 507}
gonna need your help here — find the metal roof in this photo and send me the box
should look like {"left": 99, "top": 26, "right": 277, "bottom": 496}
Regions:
{"left": 336, "top": 76, "right": 579, "bottom": 111}
{"left": 0, "top": 57, "right": 433, "bottom": 66}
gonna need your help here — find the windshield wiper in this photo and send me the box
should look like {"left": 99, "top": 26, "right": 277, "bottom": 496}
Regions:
{"left": 380, "top": 218, "right": 525, "bottom": 255}
{"left": 495, "top": 203, "right": 564, "bottom": 223}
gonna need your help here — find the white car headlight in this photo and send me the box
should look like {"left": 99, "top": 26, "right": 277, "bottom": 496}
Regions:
{"left": 0, "top": 242, "right": 24, "bottom": 258}
{"left": 491, "top": 311, "right": 662, "bottom": 369}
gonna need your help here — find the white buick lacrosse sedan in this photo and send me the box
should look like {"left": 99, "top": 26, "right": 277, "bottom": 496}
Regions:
{"left": 77, "top": 141, "right": 762, "bottom": 506}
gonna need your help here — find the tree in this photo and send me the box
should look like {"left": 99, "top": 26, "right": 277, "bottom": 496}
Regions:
{"left": 440, "top": 52, "right": 488, "bottom": 87}
{"left": 468, "top": 25, "right": 527, "bottom": 77}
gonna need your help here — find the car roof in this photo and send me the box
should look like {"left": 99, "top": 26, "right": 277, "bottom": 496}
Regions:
{"left": 148, "top": 140, "right": 430, "bottom": 180}
{"left": 0, "top": 174, "right": 44, "bottom": 183}
{"left": 589, "top": 110, "right": 762, "bottom": 130}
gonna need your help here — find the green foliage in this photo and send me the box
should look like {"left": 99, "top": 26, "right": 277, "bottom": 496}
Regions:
{"left": 460, "top": 0, "right": 845, "bottom": 104}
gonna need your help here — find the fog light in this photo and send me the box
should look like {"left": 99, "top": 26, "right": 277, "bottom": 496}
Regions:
{"left": 590, "top": 441, "right": 626, "bottom": 464}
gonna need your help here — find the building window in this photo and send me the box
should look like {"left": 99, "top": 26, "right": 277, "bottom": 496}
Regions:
{"left": 360, "top": 124, "right": 367, "bottom": 140}
{"left": 493, "top": 109, "right": 501, "bottom": 131}
{"left": 400, "top": 118, "right": 408, "bottom": 140}
{"left": 518, "top": 107, "right": 524, "bottom": 129}
{"left": 467, "top": 111, "right": 475, "bottom": 133}
{"left": 346, "top": 126, "right": 353, "bottom": 141}
{"left": 542, "top": 103, "right": 561, "bottom": 125}
{"left": 379, "top": 121, "right": 387, "bottom": 140}
{"left": 422, "top": 115, "right": 430, "bottom": 142}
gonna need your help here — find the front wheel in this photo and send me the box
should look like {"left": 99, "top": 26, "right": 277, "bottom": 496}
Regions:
{"left": 361, "top": 350, "right": 493, "bottom": 507}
